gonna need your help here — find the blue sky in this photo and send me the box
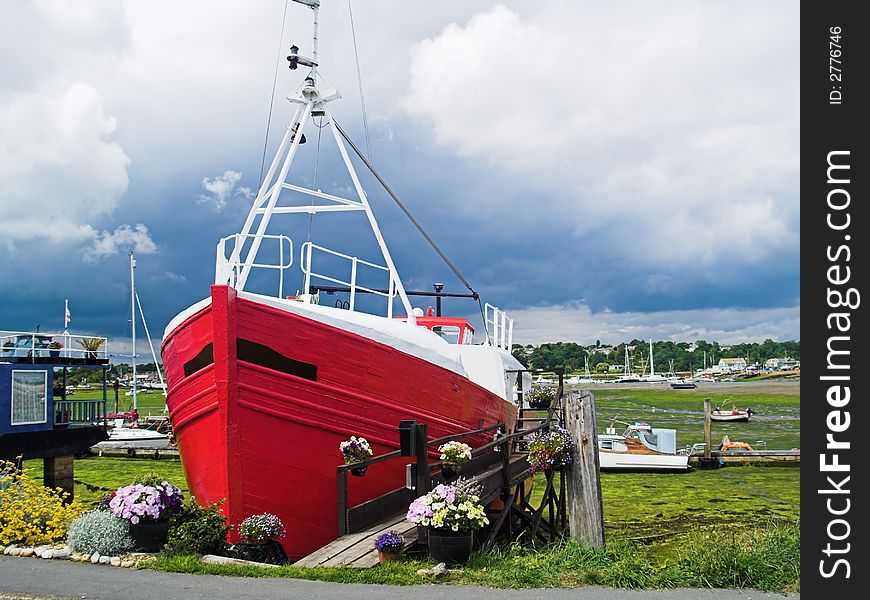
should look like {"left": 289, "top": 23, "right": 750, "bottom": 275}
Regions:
{"left": 0, "top": 0, "right": 799, "bottom": 358}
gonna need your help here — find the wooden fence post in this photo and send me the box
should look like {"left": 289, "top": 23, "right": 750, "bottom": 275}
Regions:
{"left": 415, "top": 423, "right": 430, "bottom": 546}
{"left": 700, "top": 398, "right": 719, "bottom": 469}
{"left": 564, "top": 390, "right": 605, "bottom": 548}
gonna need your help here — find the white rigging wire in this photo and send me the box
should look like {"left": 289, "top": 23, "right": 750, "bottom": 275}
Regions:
{"left": 347, "top": 0, "right": 373, "bottom": 161}
{"left": 259, "top": 0, "right": 291, "bottom": 187}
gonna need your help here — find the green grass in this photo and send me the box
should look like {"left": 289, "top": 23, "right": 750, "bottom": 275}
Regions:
{"left": 68, "top": 387, "right": 167, "bottom": 417}
{"left": 23, "top": 456, "right": 188, "bottom": 507}
{"left": 150, "top": 522, "right": 799, "bottom": 592}
{"left": 589, "top": 387, "right": 800, "bottom": 450}
{"left": 29, "top": 384, "right": 799, "bottom": 591}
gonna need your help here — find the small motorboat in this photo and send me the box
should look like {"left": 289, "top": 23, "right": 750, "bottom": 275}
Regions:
{"left": 597, "top": 420, "right": 690, "bottom": 471}
{"left": 710, "top": 400, "right": 754, "bottom": 422}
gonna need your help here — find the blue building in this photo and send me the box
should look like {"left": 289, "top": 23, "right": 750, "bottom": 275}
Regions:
{"left": 1, "top": 330, "right": 109, "bottom": 498}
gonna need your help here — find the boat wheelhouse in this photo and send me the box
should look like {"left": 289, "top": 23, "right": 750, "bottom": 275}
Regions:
{"left": 598, "top": 420, "right": 690, "bottom": 471}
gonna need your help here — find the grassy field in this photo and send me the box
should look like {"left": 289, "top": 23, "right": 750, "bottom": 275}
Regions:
{"left": 23, "top": 382, "right": 799, "bottom": 590}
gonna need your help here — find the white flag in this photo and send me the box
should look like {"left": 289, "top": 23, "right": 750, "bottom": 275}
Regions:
{"left": 65, "top": 301, "right": 71, "bottom": 327}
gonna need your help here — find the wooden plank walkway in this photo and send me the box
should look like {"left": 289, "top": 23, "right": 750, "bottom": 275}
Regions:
{"left": 293, "top": 512, "right": 416, "bottom": 569}
{"left": 689, "top": 449, "right": 800, "bottom": 467}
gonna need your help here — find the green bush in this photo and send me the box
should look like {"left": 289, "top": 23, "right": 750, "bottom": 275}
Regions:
{"left": 67, "top": 510, "right": 133, "bottom": 555}
{"left": 165, "top": 499, "right": 232, "bottom": 556}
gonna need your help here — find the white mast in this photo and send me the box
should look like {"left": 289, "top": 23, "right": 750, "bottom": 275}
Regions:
{"left": 217, "top": 0, "right": 415, "bottom": 323}
{"left": 130, "top": 252, "right": 137, "bottom": 410}
{"left": 649, "top": 339, "right": 655, "bottom": 377}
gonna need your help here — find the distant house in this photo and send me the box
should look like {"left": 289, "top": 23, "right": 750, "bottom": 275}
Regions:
{"left": 717, "top": 358, "right": 747, "bottom": 372}
{"left": 592, "top": 346, "right": 614, "bottom": 355}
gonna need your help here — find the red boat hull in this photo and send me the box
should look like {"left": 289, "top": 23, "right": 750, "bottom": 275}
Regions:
{"left": 161, "top": 285, "right": 517, "bottom": 559}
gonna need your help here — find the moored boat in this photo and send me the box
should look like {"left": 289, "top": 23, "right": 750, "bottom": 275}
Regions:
{"left": 597, "top": 420, "right": 690, "bottom": 471}
{"left": 710, "top": 402, "right": 754, "bottom": 422}
{"left": 160, "top": 1, "right": 527, "bottom": 560}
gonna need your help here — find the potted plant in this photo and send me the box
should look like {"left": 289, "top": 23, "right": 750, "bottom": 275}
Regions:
{"left": 526, "top": 385, "right": 556, "bottom": 410}
{"left": 48, "top": 340, "right": 63, "bottom": 358}
{"left": 2, "top": 340, "right": 13, "bottom": 356}
{"left": 340, "top": 435, "right": 373, "bottom": 476}
{"left": 406, "top": 479, "right": 489, "bottom": 565}
{"left": 77, "top": 336, "right": 105, "bottom": 360}
{"left": 527, "top": 426, "right": 574, "bottom": 474}
{"left": 438, "top": 440, "right": 472, "bottom": 480}
{"left": 373, "top": 530, "right": 404, "bottom": 564}
{"left": 108, "top": 480, "right": 183, "bottom": 552}
{"left": 236, "top": 513, "right": 287, "bottom": 565}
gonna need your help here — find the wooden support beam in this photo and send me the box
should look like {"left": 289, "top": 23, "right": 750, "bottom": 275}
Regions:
{"left": 564, "top": 390, "right": 605, "bottom": 548}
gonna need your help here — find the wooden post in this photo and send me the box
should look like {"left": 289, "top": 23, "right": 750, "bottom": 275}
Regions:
{"left": 700, "top": 398, "right": 719, "bottom": 469}
{"left": 564, "top": 390, "right": 605, "bottom": 548}
{"left": 704, "top": 398, "right": 712, "bottom": 460}
{"left": 415, "top": 422, "right": 429, "bottom": 546}
{"left": 44, "top": 455, "right": 75, "bottom": 501}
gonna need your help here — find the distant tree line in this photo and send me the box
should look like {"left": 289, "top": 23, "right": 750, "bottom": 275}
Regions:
{"left": 511, "top": 339, "right": 800, "bottom": 374}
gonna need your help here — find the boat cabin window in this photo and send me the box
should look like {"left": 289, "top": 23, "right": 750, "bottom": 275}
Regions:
{"left": 601, "top": 440, "right": 614, "bottom": 450}
{"left": 11, "top": 370, "right": 48, "bottom": 425}
{"left": 432, "top": 325, "right": 461, "bottom": 344}
{"left": 403, "top": 317, "right": 474, "bottom": 344}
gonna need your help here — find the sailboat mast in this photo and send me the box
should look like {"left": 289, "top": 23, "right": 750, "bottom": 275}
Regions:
{"left": 130, "top": 252, "right": 137, "bottom": 411}
{"left": 649, "top": 339, "right": 655, "bottom": 377}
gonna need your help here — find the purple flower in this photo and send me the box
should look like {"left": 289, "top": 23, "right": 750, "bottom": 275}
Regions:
{"left": 374, "top": 530, "right": 403, "bottom": 553}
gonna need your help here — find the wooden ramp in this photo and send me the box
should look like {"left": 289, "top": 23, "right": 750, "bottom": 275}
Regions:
{"left": 294, "top": 513, "right": 416, "bottom": 568}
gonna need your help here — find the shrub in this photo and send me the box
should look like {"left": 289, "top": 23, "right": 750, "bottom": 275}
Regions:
{"left": 165, "top": 498, "right": 232, "bottom": 556}
{"left": 0, "top": 459, "right": 84, "bottom": 545}
{"left": 67, "top": 510, "right": 133, "bottom": 555}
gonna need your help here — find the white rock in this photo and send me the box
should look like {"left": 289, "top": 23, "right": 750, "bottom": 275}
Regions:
{"left": 121, "top": 559, "right": 135, "bottom": 568}
{"left": 9, "top": 548, "right": 21, "bottom": 557}
{"left": 110, "top": 557, "right": 121, "bottom": 567}
{"left": 99, "top": 555, "right": 111, "bottom": 564}
{"left": 91, "top": 552, "right": 101, "bottom": 564}
{"left": 53, "top": 548, "right": 71, "bottom": 560}
{"left": 4, "top": 545, "right": 17, "bottom": 556}
{"left": 40, "top": 550, "right": 54, "bottom": 559}
{"left": 33, "top": 545, "right": 49, "bottom": 556}
{"left": 0, "top": 545, "right": 6, "bottom": 554}
{"left": 20, "top": 548, "right": 35, "bottom": 557}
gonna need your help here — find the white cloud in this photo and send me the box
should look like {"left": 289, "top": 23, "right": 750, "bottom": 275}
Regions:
{"left": 0, "top": 83, "right": 131, "bottom": 243}
{"left": 198, "top": 170, "right": 252, "bottom": 210}
{"left": 84, "top": 224, "right": 157, "bottom": 262}
{"left": 510, "top": 302, "right": 800, "bottom": 346}
{"left": 403, "top": 3, "right": 799, "bottom": 275}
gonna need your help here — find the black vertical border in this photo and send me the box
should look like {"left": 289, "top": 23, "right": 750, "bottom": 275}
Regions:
{"left": 802, "top": 2, "right": 868, "bottom": 595}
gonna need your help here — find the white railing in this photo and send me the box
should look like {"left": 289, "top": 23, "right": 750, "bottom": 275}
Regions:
{"left": 300, "top": 242, "right": 397, "bottom": 317}
{"left": 484, "top": 303, "right": 514, "bottom": 351}
{"left": 215, "top": 233, "right": 294, "bottom": 297}
{"left": 1, "top": 331, "right": 109, "bottom": 361}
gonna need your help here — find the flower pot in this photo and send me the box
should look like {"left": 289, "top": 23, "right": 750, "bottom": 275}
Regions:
{"left": 130, "top": 519, "right": 170, "bottom": 552}
{"left": 351, "top": 465, "right": 368, "bottom": 477}
{"left": 377, "top": 549, "right": 401, "bottom": 564}
{"left": 236, "top": 540, "right": 288, "bottom": 565}
{"left": 428, "top": 528, "right": 473, "bottom": 565}
{"left": 49, "top": 349, "right": 60, "bottom": 358}
{"left": 441, "top": 464, "right": 459, "bottom": 481}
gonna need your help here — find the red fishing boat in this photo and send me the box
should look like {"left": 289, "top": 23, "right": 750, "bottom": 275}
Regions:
{"left": 161, "top": 0, "right": 527, "bottom": 560}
